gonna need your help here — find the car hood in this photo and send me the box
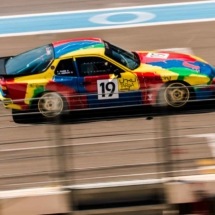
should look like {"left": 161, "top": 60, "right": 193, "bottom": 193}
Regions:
{"left": 135, "top": 51, "right": 215, "bottom": 78}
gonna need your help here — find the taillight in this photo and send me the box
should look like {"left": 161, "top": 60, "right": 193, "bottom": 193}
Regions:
{"left": 0, "top": 78, "right": 9, "bottom": 95}
{"left": 0, "top": 84, "right": 9, "bottom": 94}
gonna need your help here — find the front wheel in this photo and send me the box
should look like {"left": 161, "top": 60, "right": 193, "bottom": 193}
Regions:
{"left": 158, "top": 82, "right": 190, "bottom": 108}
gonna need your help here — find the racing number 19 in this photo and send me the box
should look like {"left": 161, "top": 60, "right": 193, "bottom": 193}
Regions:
{"left": 100, "top": 82, "right": 115, "bottom": 97}
{"left": 97, "top": 79, "right": 119, "bottom": 100}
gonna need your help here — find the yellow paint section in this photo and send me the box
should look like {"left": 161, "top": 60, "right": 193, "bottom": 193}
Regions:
{"left": 190, "top": 54, "right": 208, "bottom": 64}
{"left": 0, "top": 93, "right": 5, "bottom": 100}
{"left": 184, "top": 74, "right": 210, "bottom": 85}
{"left": 110, "top": 72, "right": 140, "bottom": 91}
{"left": 134, "top": 63, "right": 179, "bottom": 82}
{"left": 13, "top": 60, "right": 57, "bottom": 105}
{"left": 60, "top": 48, "right": 104, "bottom": 58}
{"left": 5, "top": 104, "right": 22, "bottom": 110}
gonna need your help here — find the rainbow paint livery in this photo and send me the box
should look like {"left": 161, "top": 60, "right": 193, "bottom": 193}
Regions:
{"left": 0, "top": 38, "right": 214, "bottom": 122}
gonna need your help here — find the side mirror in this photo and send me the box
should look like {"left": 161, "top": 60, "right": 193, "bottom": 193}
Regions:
{"left": 114, "top": 68, "right": 123, "bottom": 78}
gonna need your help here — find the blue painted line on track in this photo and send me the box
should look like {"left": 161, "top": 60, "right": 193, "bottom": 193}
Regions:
{"left": 0, "top": 1, "right": 215, "bottom": 35}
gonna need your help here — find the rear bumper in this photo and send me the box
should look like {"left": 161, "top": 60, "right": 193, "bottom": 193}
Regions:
{"left": 0, "top": 95, "right": 26, "bottom": 110}
{"left": 0, "top": 94, "right": 21, "bottom": 110}
{"left": 0, "top": 94, "right": 13, "bottom": 105}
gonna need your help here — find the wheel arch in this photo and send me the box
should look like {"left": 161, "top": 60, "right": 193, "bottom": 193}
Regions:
{"left": 156, "top": 80, "right": 196, "bottom": 106}
{"left": 30, "top": 90, "right": 69, "bottom": 110}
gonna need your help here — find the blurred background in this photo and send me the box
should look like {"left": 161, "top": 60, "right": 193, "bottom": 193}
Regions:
{"left": 0, "top": 0, "right": 215, "bottom": 215}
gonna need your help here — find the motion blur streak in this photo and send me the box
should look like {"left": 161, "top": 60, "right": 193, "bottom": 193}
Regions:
{"left": 0, "top": 1, "right": 215, "bottom": 215}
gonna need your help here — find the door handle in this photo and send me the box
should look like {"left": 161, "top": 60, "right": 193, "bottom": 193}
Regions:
{"left": 80, "top": 81, "right": 91, "bottom": 85}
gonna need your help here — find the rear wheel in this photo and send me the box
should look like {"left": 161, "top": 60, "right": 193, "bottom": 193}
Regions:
{"left": 12, "top": 109, "right": 31, "bottom": 123}
{"left": 12, "top": 92, "right": 68, "bottom": 124}
{"left": 37, "top": 92, "right": 66, "bottom": 118}
{"left": 158, "top": 82, "right": 190, "bottom": 108}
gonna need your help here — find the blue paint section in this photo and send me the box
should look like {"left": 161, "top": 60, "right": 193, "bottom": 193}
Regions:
{"left": 0, "top": 2, "right": 215, "bottom": 35}
{"left": 53, "top": 75, "right": 79, "bottom": 92}
{"left": 54, "top": 41, "right": 102, "bottom": 58}
{"left": 147, "top": 60, "right": 215, "bottom": 78}
{"left": 195, "top": 88, "right": 213, "bottom": 100}
{"left": 87, "top": 91, "right": 143, "bottom": 108}
{"left": 53, "top": 76, "right": 142, "bottom": 108}
{"left": 77, "top": 77, "right": 88, "bottom": 94}
{"left": 0, "top": 88, "right": 6, "bottom": 97}
{"left": 200, "top": 64, "right": 215, "bottom": 78}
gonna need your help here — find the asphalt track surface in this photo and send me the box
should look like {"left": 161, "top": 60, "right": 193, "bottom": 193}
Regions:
{"left": 0, "top": 0, "right": 209, "bottom": 16}
{"left": 0, "top": 0, "right": 215, "bottom": 190}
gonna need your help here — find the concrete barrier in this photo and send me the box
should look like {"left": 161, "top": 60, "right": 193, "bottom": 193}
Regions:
{"left": 1, "top": 174, "right": 215, "bottom": 215}
{"left": 0, "top": 187, "right": 70, "bottom": 215}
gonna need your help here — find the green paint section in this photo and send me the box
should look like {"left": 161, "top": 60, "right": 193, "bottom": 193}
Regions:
{"left": 30, "top": 86, "right": 45, "bottom": 106}
{"left": 169, "top": 67, "right": 211, "bottom": 85}
{"left": 83, "top": 44, "right": 105, "bottom": 49}
{"left": 168, "top": 67, "right": 201, "bottom": 81}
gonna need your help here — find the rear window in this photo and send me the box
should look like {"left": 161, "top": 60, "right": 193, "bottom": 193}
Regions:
{"left": 5, "top": 45, "right": 54, "bottom": 75}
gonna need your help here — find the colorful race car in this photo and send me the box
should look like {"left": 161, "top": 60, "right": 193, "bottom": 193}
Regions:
{"left": 0, "top": 37, "right": 215, "bottom": 123}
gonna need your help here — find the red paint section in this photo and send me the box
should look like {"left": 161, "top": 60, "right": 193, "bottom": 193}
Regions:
{"left": 84, "top": 75, "right": 110, "bottom": 93}
{"left": 136, "top": 72, "right": 164, "bottom": 105}
{"left": 52, "top": 38, "right": 102, "bottom": 47}
{"left": 136, "top": 51, "right": 197, "bottom": 63}
{"left": 6, "top": 80, "right": 29, "bottom": 110}
{"left": 45, "top": 81, "right": 88, "bottom": 110}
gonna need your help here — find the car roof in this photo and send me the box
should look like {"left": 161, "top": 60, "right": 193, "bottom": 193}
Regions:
{"left": 52, "top": 38, "right": 105, "bottom": 59}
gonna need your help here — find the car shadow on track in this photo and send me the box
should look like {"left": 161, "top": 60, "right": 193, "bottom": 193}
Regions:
{"left": 16, "top": 99, "right": 215, "bottom": 125}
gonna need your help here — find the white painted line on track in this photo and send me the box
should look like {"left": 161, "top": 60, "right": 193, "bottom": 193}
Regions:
{"left": 0, "top": 1, "right": 215, "bottom": 37}
{"left": 0, "top": 0, "right": 214, "bottom": 19}
{"left": 1, "top": 18, "right": 215, "bottom": 38}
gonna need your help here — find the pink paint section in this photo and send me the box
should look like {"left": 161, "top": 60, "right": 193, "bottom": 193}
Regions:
{"left": 183, "top": 61, "right": 200, "bottom": 71}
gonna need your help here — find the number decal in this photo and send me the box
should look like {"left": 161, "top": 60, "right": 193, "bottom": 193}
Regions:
{"left": 97, "top": 79, "right": 119, "bottom": 100}
{"left": 100, "top": 82, "right": 105, "bottom": 97}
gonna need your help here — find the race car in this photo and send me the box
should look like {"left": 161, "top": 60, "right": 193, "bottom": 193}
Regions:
{"left": 0, "top": 37, "right": 215, "bottom": 123}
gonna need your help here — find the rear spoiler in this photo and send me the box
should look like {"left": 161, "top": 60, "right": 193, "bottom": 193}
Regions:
{"left": 0, "top": 56, "right": 13, "bottom": 77}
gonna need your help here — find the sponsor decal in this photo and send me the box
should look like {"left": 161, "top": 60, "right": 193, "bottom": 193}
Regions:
{"left": 146, "top": 52, "right": 169, "bottom": 59}
{"left": 183, "top": 61, "right": 200, "bottom": 71}
{"left": 119, "top": 78, "right": 136, "bottom": 90}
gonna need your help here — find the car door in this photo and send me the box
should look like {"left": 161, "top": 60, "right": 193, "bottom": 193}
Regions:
{"left": 52, "top": 58, "right": 88, "bottom": 110}
{"left": 74, "top": 56, "right": 143, "bottom": 109}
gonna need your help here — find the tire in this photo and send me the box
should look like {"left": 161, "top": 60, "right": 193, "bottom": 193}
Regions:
{"left": 158, "top": 82, "right": 190, "bottom": 108}
{"left": 37, "top": 92, "right": 67, "bottom": 119}
{"left": 12, "top": 109, "right": 31, "bottom": 123}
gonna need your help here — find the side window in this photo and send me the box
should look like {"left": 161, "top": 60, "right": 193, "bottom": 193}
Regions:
{"left": 55, "top": 59, "right": 76, "bottom": 76}
{"left": 76, "top": 57, "right": 122, "bottom": 76}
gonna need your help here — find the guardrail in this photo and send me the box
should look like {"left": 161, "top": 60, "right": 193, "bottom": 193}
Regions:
{"left": 1, "top": 175, "right": 215, "bottom": 215}
{"left": 1, "top": 92, "right": 215, "bottom": 190}
{"left": 0, "top": 91, "right": 215, "bottom": 214}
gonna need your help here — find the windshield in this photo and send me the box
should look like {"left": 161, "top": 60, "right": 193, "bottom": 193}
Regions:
{"left": 6, "top": 44, "right": 54, "bottom": 75}
{"left": 104, "top": 41, "right": 139, "bottom": 70}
